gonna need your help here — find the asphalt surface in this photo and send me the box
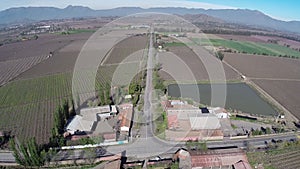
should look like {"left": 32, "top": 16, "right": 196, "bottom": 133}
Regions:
{"left": 1, "top": 130, "right": 298, "bottom": 162}
{"left": 141, "top": 29, "right": 154, "bottom": 139}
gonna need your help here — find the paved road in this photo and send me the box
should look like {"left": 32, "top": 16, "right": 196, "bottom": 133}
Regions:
{"left": 67, "top": 132, "right": 299, "bottom": 160}
{"left": 141, "top": 29, "right": 154, "bottom": 139}
{"left": 1, "top": 132, "right": 298, "bottom": 162}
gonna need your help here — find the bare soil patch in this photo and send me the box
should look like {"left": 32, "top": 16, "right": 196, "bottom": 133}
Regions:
{"left": 252, "top": 79, "right": 300, "bottom": 120}
{"left": 16, "top": 34, "right": 91, "bottom": 79}
{"left": 158, "top": 43, "right": 239, "bottom": 82}
{"left": 224, "top": 53, "right": 300, "bottom": 79}
{"left": 0, "top": 33, "right": 91, "bottom": 62}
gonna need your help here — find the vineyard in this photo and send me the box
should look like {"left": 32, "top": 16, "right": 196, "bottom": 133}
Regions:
{"left": 0, "top": 55, "right": 48, "bottom": 86}
{"left": 0, "top": 100, "right": 59, "bottom": 144}
{"left": 103, "top": 34, "right": 148, "bottom": 64}
{"left": 0, "top": 65, "right": 118, "bottom": 144}
{"left": 0, "top": 30, "right": 148, "bottom": 144}
{"left": 247, "top": 142, "right": 300, "bottom": 169}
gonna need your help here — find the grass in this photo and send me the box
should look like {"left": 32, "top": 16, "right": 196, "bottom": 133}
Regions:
{"left": 164, "top": 42, "right": 186, "bottom": 47}
{"left": 192, "top": 38, "right": 300, "bottom": 58}
{"left": 60, "top": 29, "right": 96, "bottom": 35}
{"left": 164, "top": 41, "right": 195, "bottom": 47}
{"left": 231, "top": 124, "right": 238, "bottom": 129}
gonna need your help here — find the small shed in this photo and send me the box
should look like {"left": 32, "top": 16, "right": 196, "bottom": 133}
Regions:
{"left": 103, "top": 133, "right": 116, "bottom": 142}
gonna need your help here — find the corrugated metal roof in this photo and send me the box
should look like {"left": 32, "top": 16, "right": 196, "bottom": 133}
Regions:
{"left": 66, "top": 115, "right": 94, "bottom": 132}
{"left": 80, "top": 105, "right": 110, "bottom": 121}
{"left": 189, "top": 114, "right": 221, "bottom": 130}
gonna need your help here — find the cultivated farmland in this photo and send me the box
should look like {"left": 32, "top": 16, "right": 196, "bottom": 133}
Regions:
{"left": 158, "top": 38, "right": 239, "bottom": 82}
{"left": 247, "top": 143, "right": 300, "bottom": 169}
{"left": 194, "top": 38, "right": 300, "bottom": 58}
{"left": 224, "top": 53, "right": 300, "bottom": 119}
{"left": 0, "top": 100, "right": 60, "bottom": 144}
{"left": 17, "top": 34, "right": 92, "bottom": 80}
{"left": 0, "top": 65, "right": 117, "bottom": 143}
{"left": 252, "top": 80, "right": 300, "bottom": 119}
{"left": 216, "top": 34, "right": 300, "bottom": 49}
{"left": 103, "top": 34, "right": 148, "bottom": 64}
{"left": 0, "top": 30, "right": 148, "bottom": 143}
{"left": 0, "top": 33, "right": 91, "bottom": 62}
{"left": 0, "top": 55, "right": 48, "bottom": 86}
{"left": 224, "top": 53, "right": 300, "bottom": 79}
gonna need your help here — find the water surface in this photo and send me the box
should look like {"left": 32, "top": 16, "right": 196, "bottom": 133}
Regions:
{"left": 168, "top": 83, "right": 276, "bottom": 116}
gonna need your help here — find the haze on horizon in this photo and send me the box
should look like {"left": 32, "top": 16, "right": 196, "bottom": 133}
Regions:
{"left": 1, "top": 0, "right": 300, "bottom": 22}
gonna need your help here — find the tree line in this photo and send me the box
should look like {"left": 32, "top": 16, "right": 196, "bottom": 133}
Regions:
{"left": 10, "top": 99, "right": 76, "bottom": 167}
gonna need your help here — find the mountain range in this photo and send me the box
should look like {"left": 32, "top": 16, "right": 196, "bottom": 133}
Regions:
{"left": 1, "top": 5, "right": 300, "bottom": 34}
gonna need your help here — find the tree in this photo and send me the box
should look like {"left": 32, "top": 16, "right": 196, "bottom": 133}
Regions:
{"left": 98, "top": 89, "right": 105, "bottom": 106}
{"left": 129, "top": 82, "right": 141, "bottom": 95}
{"left": 75, "top": 92, "right": 80, "bottom": 109}
{"left": 33, "top": 34, "right": 38, "bottom": 40}
{"left": 10, "top": 138, "right": 45, "bottom": 166}
{"left": 70, "top": 99, "right": 76, "bottom": 117}
{"left": 197, "top": 141, "right": 207, "bottom": 151}
{"left": 53, "top": 106, "right": 64, "bottom": 135}
{"left": 62, "top": 99, "right": 69, "bottom": 121}
{"left": 9, "top": 139, "right": 24, "bottom": 165}
{"left": 104, "top": 86, "right": 111, "bottom": 105}
{"left": 265, "top": 127, "right": 272, "bottom": 134}
{"left": 216, "top": 51, "right": 224, "bottom": 61}
{"left": 87, "top": 100, "right": 94, "bottom": 107}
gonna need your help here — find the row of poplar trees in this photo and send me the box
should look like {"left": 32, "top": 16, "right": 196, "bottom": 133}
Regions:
{"left": 10, "top": 99, "right": 76, "bottom": 167}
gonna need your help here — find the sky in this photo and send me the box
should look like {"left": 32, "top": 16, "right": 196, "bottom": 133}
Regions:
{"left": 1, "top": 0, "right": 299, "bottom": 21}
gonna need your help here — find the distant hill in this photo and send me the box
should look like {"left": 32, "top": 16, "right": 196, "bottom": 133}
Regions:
{"left": 1, "top": 5, "right": 300, "bottom": 34}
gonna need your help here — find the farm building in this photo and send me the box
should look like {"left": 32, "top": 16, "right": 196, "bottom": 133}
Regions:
{"left": 103, "top": 132, "right": 117, "bottom": 142}
{"left": 118, "top": 103, "right": 133, "bottom": 133}
{"left": 104, "top": 159, "right": 121, "bottom": 169}
{"left": 124, "top": 94, "right": 132, "bottom": 99}
{"left": 161, "top": 100, "right": 197, "bottom": 111}
{"left": 66, "top": 105, "right": 118, "bottom": 134}
{"left": 189, "top": 113, "right": 221, "bottom": 130}
{"left": 165, "top": 106, "right": 223, "bottom": 141}
{"left": 209, "top": 107, "right": 230, "bottom": 118}
{"left": 66, "top": 115, "right": 95, "bottom": 134}
{"left": 174, "top": 148, "right": 252, "bottom": 169}
{"left": 80, "top": 105, "right": 117, "bottom": 121}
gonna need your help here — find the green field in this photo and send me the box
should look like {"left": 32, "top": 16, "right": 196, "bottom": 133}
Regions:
{"left": 60, "top": 29, "right": 96, "bottom": 35}
{"left": 164, "top": 42, "right": 194, "bottom": 47}
{"left": 193, "top": 38, "right": 300, "bottom": 58}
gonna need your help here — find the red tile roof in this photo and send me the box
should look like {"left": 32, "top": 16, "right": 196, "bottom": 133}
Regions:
{"left": 168, "top": 114, "right": 178, "bottom": 129}
{"left": 103, "top": 133, "right": 116, "bottom": 140}
{"left": 118, "top": 104, "right": 133, "bottom": 128}
{"left": 190, "top": 149, "right": 249, "bottom": 168}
